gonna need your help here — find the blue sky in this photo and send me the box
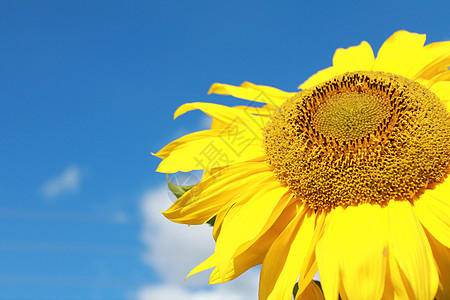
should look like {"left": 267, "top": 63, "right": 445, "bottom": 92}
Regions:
{"left": 0, "top": 1, "right": 449, "bottom": 299}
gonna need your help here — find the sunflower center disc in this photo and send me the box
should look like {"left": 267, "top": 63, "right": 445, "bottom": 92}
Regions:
{"left": 263, "top": 71, "right": 450, "bottom": 210}
{"left": 313, "top": 91, "right": 389, "bottom": 141}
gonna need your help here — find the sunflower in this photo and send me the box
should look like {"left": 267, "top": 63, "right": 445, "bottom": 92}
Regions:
{"left": 154, "top": 31, "right": 450, "bottom": 300}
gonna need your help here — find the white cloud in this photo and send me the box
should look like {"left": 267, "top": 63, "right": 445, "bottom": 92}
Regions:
{"left": 140, "top": 185, "right": 215, "bottom": 286}
{"left": 137, "top": 185, "right": 260, "bottom": 300}
{"left": 41, "top": 165, "right": 82, "bottom": 199}
{"left": 135, "top": 271, "right": 259, "bottom": 300}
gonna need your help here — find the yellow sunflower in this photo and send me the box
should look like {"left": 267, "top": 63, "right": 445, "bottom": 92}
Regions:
{"left": 154, "top": 30, "right": 450, "bottom": 300}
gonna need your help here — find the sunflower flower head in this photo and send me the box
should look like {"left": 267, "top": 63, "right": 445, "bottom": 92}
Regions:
{"left": 264, "top": 70, "right": 450, "bottom": 210}
{"left": 154, "top": 31, "right": 450, "bottom": 300}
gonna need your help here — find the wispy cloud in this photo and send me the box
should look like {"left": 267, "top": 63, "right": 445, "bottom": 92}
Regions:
{"left": 136, "top": 185, "right": 260, "bottom": 300}
{"left": 135, "top": 276, "right": 260, "bottom": 300}
{"left": 41, "top": 165, "right": 82, "bottom": 199}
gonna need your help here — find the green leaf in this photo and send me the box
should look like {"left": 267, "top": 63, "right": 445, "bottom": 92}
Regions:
{"left": 167, "top": 174, "right": 194, "bottom": 199}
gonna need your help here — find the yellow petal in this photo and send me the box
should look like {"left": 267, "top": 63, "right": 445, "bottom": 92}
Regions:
{"left": 153, "top": 102, "right": 271, "bottom": 173}
{"left": 428, "top": 70, "right": 450, "bottom": 87}
{"left": 259, "top": 205, "right": 320, "bottom": 300}
{"left": 210, "top": 117, "right": 228, "bottom": 130}
{"left": 155, "top": 134, "right": 264, "bottom": 173}
{"left": 410, "top": 41, "right": 450, "bottom": 80}
{"left": 155, "top": 103, "right": 266, "bottom": 172}
{"left": 430, "top": 81, "right": 450, "bottom": 106}
{"left": 212, "top": 202, "right": 232, "bottom": 240}
{"left": 154, "top": 129, "right": 223, "bottom": 159}
{"left": 315, "top": 208, "right": 341, "bottom": 300}
{"left": 414, "top": 179, "right": 450, "bottom": 248}
{"left": 425, "top": 229, "right": 450, "bottom": 300}
{"left": 339, "top": 281, "right": 350, "bottom": 300}
{"left": 233, "top": 104, "right": 277, "bottom": 116}
{"left": 186, "top": 254, "right": 215, "bottom": 279}
{"left": 209, "top": 200, "right": 299, "bottom": 284}
{"left": 380, "top": 264, "right": 395, "bottom": 300}
{"left": 208, "top": 83, "right": 286, "bottom": 107}
{"left": 318, "top": 204, "right": 387, "bottom": 300}
{"left": 387, "top": 200, "right": 439, "bottom": 300}
{"left": 175, "top": 102, "right": 269, "bottom": 130}
{"left": 295, "top": 281, "right": 324, "bottom": 300}
{"left": 162, "top": 162, "right": 273, "bottom": 225}
{"left": 214, "top": 182, "right": 290, "bottom": 278}
{"left": 373, "top": 30, "right": 426, "bottom": 77}
{"left": 240, "top": 81, "right": 295, "bottom": 100}
{"left": 296, "top": 215, "right": 325, "bottom": 295}
{"left": 296, "top": 260, "right": 320, "bottom": 295}
{"left": 298, "top": 66, "right": 338, "bottom": 90}
{"left": 332, "top": 41, "right": 375, "bottom": 74}
{"left": 201, "top": 165, "right": 226, "bottom": 182}
{"left": 386, "top": 247, "right": 413, "bottom": 299}
{"left": 230, "top": 105, "right": 274, "bottom": 130}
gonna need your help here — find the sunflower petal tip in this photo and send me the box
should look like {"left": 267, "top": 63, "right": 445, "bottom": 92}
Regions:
{"left": 152, "top": 151, "right": 168, "bottom": 161}
{"left": 208, "top": 83, "right": 220, "bottom": 95}
{"left": 185, "top": 264, "right": 208, "bottom": 281}
{"left": 160, "top": 209, "right": 170, "bottom": 217}
{"left": 393, "top": 29, "right": 426, "bottom": 40}
{"left": 185, "top": 270, "right": 195, "bottom": 281}
{"left": 209, "top": 270, "right": 220, "bottom": 284}
{"left": 155, "top": 164, "right": 166, "bottom": 173}
{"left": 173, "top": 106, "right": 184, "bottom": 119}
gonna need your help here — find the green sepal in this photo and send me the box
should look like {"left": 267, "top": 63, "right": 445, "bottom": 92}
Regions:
{"left": 166, "top": 174, "right": 216, "bottom": 227}
{"left": 293, "top": 281, "right": 299, "bottom": 298}
{"left": 166, "top": 174, "right": 194, "bottom": 199}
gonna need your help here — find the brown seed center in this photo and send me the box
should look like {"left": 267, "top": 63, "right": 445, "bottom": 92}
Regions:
{"left": 313, "top": 91, "right": 390, "bottom": 142}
